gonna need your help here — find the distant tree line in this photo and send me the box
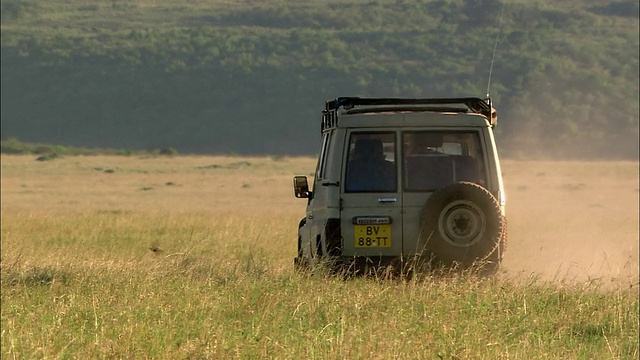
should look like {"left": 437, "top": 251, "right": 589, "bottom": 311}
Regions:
{"left": 1, "top": 0, "right": 638, "bottom": 158}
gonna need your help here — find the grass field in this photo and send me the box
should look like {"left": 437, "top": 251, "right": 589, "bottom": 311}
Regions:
{"left": 1, "top": 154, "right": 638, "bottom": 359}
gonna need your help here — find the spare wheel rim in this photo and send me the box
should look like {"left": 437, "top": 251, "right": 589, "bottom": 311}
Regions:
{"left": 438, "top": 199, "right": 486, "bottom": 247}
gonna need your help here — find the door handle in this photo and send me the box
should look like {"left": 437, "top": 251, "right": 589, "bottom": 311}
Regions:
{"left": 321, "top": 181, "right": 340, "bottom": 187}
{"left": 378, "top": 197, "right": 397, "bottom": 203}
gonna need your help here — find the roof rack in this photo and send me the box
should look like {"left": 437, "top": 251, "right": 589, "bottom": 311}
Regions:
{"left": 343, "top": 106, "right": 470, "bottom": 115}
{"left": 323, "top": 96, "right": 497, "bottom": 128}
{"left": 326, "top": 96, "right": 489, "bottom": 113}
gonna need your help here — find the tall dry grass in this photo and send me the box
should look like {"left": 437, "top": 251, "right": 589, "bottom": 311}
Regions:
{"left": 1, "top": 154, "right": 638, "bottom": 359}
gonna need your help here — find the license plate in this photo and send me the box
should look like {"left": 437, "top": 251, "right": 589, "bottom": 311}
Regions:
{"left": 354, "top": 224, "right": 392, "bottom": 248}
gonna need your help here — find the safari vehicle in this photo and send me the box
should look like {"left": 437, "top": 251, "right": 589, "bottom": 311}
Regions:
{"left": 293, "top": 97, "right": 507, "bottom": 274}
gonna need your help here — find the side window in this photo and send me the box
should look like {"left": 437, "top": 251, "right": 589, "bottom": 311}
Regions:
{"left": 315, "top": 131, "right": 331, "bottom": 180}
{"left": 344, "top": 132, "right": 397, "bottom": 193}
{"left": 403, "top": 131, "right": 486, "bottom": 191}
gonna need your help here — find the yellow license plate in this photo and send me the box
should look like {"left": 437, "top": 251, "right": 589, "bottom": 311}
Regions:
{"left": 354, "top": 224, "right": 392, "bottom": 248}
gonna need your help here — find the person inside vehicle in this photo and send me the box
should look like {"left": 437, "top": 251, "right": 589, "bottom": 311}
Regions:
{"left": 345, "top": 138, "right": 396, "bottom": 192}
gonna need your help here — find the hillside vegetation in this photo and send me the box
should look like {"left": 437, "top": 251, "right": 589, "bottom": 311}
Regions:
{"left": 1, "top": 0, "right": 638, "bottom": 158}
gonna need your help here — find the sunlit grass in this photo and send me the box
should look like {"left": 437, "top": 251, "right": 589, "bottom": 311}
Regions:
{"left": 2, "top": 209, "right": 638, "bottom": 358}
{"left": 1, "top": 155, "right": 638, "bottom": 358}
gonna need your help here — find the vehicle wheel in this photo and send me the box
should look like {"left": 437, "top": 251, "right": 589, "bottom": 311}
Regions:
{"left": 294, "top": 235, "right": 309, "bottom": 272}
{"left": 294, "top": 218, "right": 310, "bottom": 272}
{"left": 419, "top": 181, "right": 504, "bottom": 273}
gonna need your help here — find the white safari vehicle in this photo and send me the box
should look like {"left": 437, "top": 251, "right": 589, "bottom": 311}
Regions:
{"left": 293, "top": 97, "right": 507, "bottom": 274}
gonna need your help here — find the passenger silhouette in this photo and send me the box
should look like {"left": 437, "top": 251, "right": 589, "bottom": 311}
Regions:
{"left": 345, "top": 138, "right": 396, "bottom": 192}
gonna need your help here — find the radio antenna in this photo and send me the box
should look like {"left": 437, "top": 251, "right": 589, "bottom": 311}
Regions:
{"left": 486, "top": 5, "right": 505, "bottom": 99}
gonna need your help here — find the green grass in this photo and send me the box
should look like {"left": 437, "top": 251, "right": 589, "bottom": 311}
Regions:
{"left": 1, "top": 155, "right": 638, "bottom": 358}
{"left": 2, "top": 210, "right": 638, "bottom": 359}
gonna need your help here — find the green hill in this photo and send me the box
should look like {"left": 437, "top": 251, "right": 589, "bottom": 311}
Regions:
{"left": 1, "top": 0, "right": 638, "bottom": 158}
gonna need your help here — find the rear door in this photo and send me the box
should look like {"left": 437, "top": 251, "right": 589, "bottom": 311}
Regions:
{"left": 340, "top": 130, "right": 403, "bottom": 257}
{"left": 400, "top": 130, "right": 489, "bottom": 255}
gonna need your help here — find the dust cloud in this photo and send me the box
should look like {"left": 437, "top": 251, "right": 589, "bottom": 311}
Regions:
{"left": 499, "top": 159, "right": 639, "bottom": 288}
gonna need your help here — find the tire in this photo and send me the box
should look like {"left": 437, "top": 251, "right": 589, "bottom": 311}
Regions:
{"left": 294, "top": 218, "right": 310, "bottom": 272}
{"left": 419, "top": 181, "right": 504, "bottom": 273}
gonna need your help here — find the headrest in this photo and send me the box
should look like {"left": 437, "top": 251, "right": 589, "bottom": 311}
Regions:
{"left": 415, "top": 133, "right": 443, "bottom": 148}
{"left": 354, "top": 138, "right": 383, "bottom": 157}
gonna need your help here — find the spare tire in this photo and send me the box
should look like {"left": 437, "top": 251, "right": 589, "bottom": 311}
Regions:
{"left": 419, "top": 181, "right": 504, "bottom": 273}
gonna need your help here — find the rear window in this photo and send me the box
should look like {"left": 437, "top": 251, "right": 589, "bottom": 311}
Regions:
{"left": 344, "top": 132, "right": 397, "bottom": 193}
{"left": 402, "top": 131, "right": 486, "bottom": 191}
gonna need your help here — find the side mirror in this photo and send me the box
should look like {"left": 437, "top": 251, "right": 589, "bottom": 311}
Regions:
{"left": 293, "top": 176, "right": 311, "bottom": 199}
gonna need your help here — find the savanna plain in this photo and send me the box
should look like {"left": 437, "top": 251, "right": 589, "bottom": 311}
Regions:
{"left": 1, "top": 154, "right": 638, "bottom": 359}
